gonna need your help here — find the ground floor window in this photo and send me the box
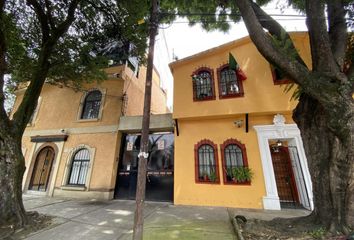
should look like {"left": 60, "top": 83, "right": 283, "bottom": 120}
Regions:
{"left": 68, "top": 148, "right": 90, "bottom": 185}
{"left": 194, "top": 139, "right": 220, "bottom": 184}
{"left": 220, "top": 139, "right": 249, "bottom": 184}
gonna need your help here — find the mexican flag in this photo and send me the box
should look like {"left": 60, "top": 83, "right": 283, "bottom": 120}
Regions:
{"left": 229, "top": 53, "right": 247, "bottom": 81}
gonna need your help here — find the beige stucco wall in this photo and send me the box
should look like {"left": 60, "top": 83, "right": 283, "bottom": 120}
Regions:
{"left": 16, "top": 63, "right": 169, "bottom": 200}
{"left": 121, "top": 65, "right": 169, "bottom": 116}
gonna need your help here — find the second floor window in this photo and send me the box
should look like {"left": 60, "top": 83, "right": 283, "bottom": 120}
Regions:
{"left": 81, "top": 90, "right": 102, "bottom": 119}
{"left": 218, "top": 65, "right": 244, "bottom": 98}
{"left": 192, "top": 68, "right": 216, "bottom": 101}
{"left": 271, "top": 65, "right": 292, "bottom": 85}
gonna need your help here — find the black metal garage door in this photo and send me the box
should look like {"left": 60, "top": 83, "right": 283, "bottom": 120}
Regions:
{"left": 114, "top": 133, "right": 174, "bottom": 202}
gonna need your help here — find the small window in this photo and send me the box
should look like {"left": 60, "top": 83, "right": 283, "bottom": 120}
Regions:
{"left": 192, "top": 68, "right": 216, "bottom": 101}
{"left": 271, "top": 65, "right": 292, "bottom": 85}
{"left": 68, "top": 148, "right": 90, "bottom": 185}
{"left": 217, "top": 65, "right": 244, "bottom": 98}
{"left": 220, "top": 139, "right": 249, "bottom": 184}
{"left": 194, "top": 139, "right": 219, "bottom": 183}
{"left": 81, "top": 90, "right": 102, "bottom": 119}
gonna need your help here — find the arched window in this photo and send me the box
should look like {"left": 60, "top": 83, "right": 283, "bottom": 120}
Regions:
{"left": 217, "top": 64, "right": 244, "bottom": 98}
{"left": 220, "top": 139, "right": 249, "bottom": 184}
{"left": 68, "top": 148, "right": 90, "bottom": 185}
{"left": 81, "top": 90, "right": 102, "bottom": 119}
{"left": 194, "top": 139, "right": 219, "bottom": 183}
{"left": 192, "top": 68, "right": 216, "bottom": 101}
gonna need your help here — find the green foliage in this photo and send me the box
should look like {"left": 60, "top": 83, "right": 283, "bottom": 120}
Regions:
{"left": 230, "top": 166, "right": 253, "bottom": 182}
{"left": 209, "top": 170, "right": 217, "bottom": 182}
{"left": 308, "top": 227, "right": 326, "bottom": 239}
{"left": 159, "top": 0, "right": 242, "bottom": 32}
{"left": 270, "top": 30, "right": 303, "bottom": 100}
{"left": 4, "top": 0, "right": 149, "bottom": 89}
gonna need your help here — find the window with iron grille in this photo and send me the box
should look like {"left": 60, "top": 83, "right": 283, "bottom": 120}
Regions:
{"left": 194, "top": 139, "right": 219, "bottom": 183}
{"left": 217, "top": 64, "right": 244, "bottom": 98}
{"left": 271, "top": 65, "right": 292, "bottom": 85}
{"left": 81, "top": 90, "right": 102, "bottom": 119}
{"left": 68, "top": 148, "right": 90, "bottom": 185}
{"left": 192, "top": 68, "right": 216, "bottom": 101}
{"left": 220, "top": 139, "right": 249, "bottom": 184}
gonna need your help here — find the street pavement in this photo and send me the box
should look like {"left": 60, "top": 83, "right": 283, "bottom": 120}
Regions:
{"left": 21, "top": 194, "right": 237, "bottom": 240}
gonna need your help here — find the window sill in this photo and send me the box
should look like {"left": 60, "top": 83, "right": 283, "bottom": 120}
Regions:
{"left": 224, "top": 181, "right": 251, "bottom": 185}
{"left": 61, "top": 185, "right": 86, "bottom": 191}
{"left": 273, "top": 79, "right": 293, "bottom": 85}
{"left": 76, "top": 118, "right": 100, "bottom": 123}
{"left": 219, "top": 93, "right": 244, "bottom": 99}
{"left": 195, "top": 180, "right": 220, "bottom": 185}
{"left": 193, "top": 96, "right": 216, "bottom": 102}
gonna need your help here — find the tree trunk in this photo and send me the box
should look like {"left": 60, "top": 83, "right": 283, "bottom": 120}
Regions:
{"left": 293, "top": 93, "right": 354, "bottom": 233}
{"left": 0, "top": 129, "right": 27, "bottom": 227}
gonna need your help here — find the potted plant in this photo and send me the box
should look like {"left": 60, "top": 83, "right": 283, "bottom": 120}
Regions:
{"left": 209, "top": 170, "right": 217, "bottom": 182}
{"left": 231, "top": 166, "right": 253, "bottom": 183}
{"left": 201, "top": 171, "right": 209, "bottom": 181}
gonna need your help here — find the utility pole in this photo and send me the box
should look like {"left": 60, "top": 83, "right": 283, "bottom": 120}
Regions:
{"left": 132, "top": 0, "right": 159, "bottom": 239}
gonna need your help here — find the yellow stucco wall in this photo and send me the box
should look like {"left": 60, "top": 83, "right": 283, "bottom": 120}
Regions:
{"left": 171, "top": 33, "right": 309, "bottom": 209}
{"left": 171, "top": 32, "right": 311, "bottom": 119}
{"left": 174, "top": 114, "right": 294, "bottom": 208}
{"left": 16, "top": 64, "right": 169, "bottom": 199}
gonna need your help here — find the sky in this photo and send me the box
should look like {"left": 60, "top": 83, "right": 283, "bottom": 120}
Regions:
{"left": 153, "top": 2, "right": 308, "bottom": 109}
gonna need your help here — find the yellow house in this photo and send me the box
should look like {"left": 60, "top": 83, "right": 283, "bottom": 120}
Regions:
{"left": 13, "top": 62, "right": 173, "bottom": 200}
{"left": 170, "top": 32, "right": 314, "bottom": 211}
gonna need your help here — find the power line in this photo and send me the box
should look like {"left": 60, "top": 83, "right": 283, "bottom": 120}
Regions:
{"left": 160, "top": 12, "right": 306, "bottom": 18}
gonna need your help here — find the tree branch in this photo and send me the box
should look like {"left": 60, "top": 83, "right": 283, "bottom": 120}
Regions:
{"left": 347, "top": 64, "right": 354, "bottom": 81}
{"left": 44, "top": 0, "right": 56, "bottom": 30}
{"left": 250, "top": 1, "right": 307, "bottom": 67}
{"left": 54, "top": 0, "right": 80, "bottom": 38}
{"left": 327, "top": 0, "right": 348, "bottom": 69}
{"left": 12, "top": 0, "right": 81, "bottom": 134}
{"left": 235, "top": 0, "right": 310, "bottom": 88}
{"left": 26, "top": 0, "right": 50, "bottom": 43}
{"left": 0, "top": 0, "right": 10, "bottom": 129}
{"left": 305, "top": 0, "right": 338, "bottom": 73}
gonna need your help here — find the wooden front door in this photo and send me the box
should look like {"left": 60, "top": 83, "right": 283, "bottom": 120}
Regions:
{"left": 270, "top": 146, "right": 299, "bottom": 204}
{"left": 29, "top": 147, "right": 55, "bottom": 191}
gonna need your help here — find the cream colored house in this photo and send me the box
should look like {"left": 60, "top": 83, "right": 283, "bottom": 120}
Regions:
{"left": 14, "top": 63, "right": 172, "bottom": 200}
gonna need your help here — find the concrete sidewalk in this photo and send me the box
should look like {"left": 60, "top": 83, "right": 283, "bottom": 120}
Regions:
{"left": 22, "top": 194, "right": 237, "bottom": 240}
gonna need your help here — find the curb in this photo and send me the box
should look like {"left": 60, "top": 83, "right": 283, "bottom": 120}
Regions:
{"left": 227, "top": 209, "right": 245, "bottom": 240}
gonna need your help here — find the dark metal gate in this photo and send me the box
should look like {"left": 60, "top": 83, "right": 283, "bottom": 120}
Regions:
{"left": 114, "top": 133, "right": 174, "bottom": 202}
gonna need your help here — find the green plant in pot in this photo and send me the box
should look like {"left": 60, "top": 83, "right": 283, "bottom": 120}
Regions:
{"left": 209, "top": 170, "right": 218, "bottom": 182}
{"left": 231, "top": 166, "right": 253, "bottom": 183}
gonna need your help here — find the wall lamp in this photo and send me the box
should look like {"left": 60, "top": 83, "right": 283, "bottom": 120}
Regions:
{"left": 234, "top": 120, "right": 244, "bottom": 128}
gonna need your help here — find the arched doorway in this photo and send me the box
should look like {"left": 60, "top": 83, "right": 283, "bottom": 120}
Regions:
{"left": 29, "top": 146, "right": 55, "bottom": 191}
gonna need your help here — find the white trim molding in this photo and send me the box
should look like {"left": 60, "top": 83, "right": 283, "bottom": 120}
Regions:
{"left": 254, "top": 116, "right": 313, "bottom": 211}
